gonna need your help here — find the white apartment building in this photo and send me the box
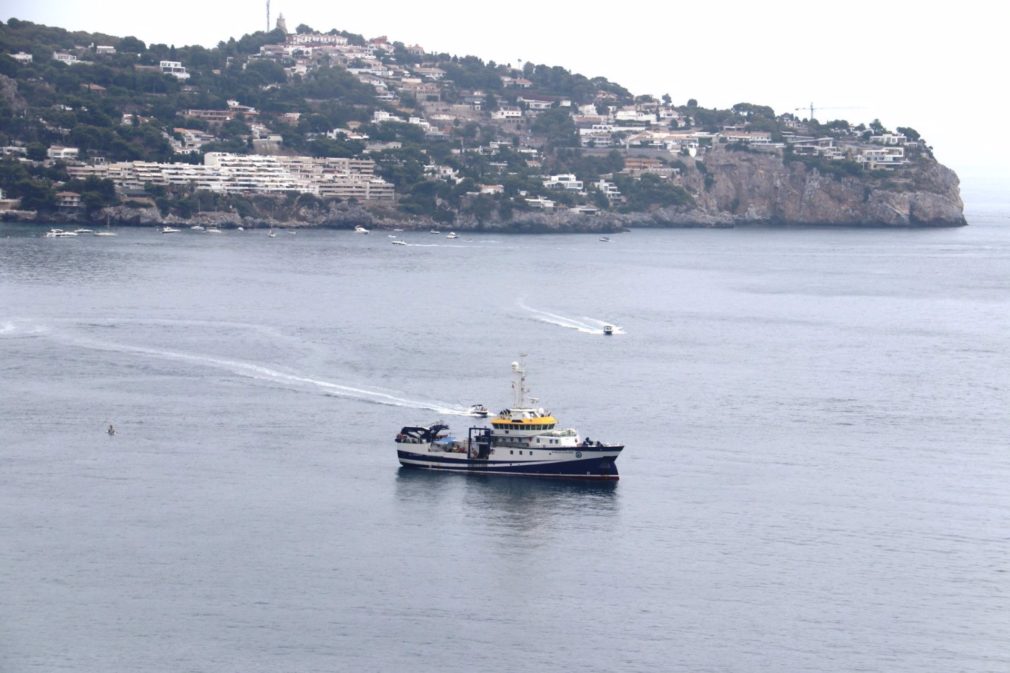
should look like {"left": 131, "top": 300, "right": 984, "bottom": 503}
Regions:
{"left": 543, "top": 174, "right": 584, "bottom": 191}
{"left": 287, "top": 33, "right": 348, "bottom": 46}
{"left": 595, "top": 179, "right": 622, "bottom": 201}
{"left": 720, "top": 130, "right": 772, "bottom": 144}
{"left": 524, "top": 196, "right": 555, "bottom": 209}
{"left": 519, "top": 97, "right": 554, "bottom": 111}
{"left": 870, "top": 133, "right": 906, "bottom": 145}
{"left": 47, "top": 146, "right": 80, "bottom": 161}
{"left": 11, "top": 51, "right": 33, "bottom": 63}
{"left": 66, "top": 153, "right": 394, "bottom": 202}
{"left": 614, "top": 109, "right": 656, "bottom": 125}
{"left": 580, "top": 124, "right": 615, "bottom": 147}
{"left": 373, "top": 110, "right": 404, "bottom": 124}
{"left": 159, "top": 61, "right": 190, "bottom": 80}
{"left": 491, "top": 107, "right": 523, "bottom": 120}
{"left": 856, "top": 146, "right": 906, "bottom": 170}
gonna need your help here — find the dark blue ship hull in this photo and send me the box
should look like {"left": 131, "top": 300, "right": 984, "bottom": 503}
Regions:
{"left": 396, "top": 448, "right": 621, "bottom": 480}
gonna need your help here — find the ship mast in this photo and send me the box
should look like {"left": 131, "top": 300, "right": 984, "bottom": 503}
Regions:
{"left": 511, "top": 356, "right": 529, "bottom": 408}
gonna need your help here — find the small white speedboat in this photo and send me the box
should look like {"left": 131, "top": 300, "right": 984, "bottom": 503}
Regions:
{"left": 45, "top": 228, "right": 78, "bottom": 238}
{"left": 205, "top": 228, "right": 222, "bottom": 234}
{"left": 603, "top": 324, "right": 614, "bottom": 336}
{"left": 599, "top": 236, "right": 610, "bottom": 242}
{"left": 354, "top": 225, "right": 370, "bottom": 234}
{"left": 161, "top": 226, "right": 181, "bottom": 234}
{"left": 468, "top": 404, "right": 489, "bottom": 418}
{"left": 446, "top": 232, "right": 458, "bottom": 239}
{"left": 267, "top": 229, "right": 277, "bottom": 238}
{"left": 391, "top": 239, "right": 407, "bottom": 246}
{"left": 93, "top": 231, "right": 117, "bottom": 237}
{"left": 191, "top": 225, "right": 205, "bottom": 231}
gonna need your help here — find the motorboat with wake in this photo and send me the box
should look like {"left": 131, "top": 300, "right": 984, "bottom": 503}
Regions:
{"left": 395, "top": 359, "right": 623, "bottom": 479}
{"left": 44, "top": 228, "right": 78, "bottom": 238}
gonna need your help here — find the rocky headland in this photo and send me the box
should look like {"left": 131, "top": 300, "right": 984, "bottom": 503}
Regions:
{"left": 48, "top": 146, "right": 963, "bottom": 233}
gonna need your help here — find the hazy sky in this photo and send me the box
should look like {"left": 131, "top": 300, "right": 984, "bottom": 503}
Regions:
{"left": 3, "top": 0, "right": 1007, "bottom": 186}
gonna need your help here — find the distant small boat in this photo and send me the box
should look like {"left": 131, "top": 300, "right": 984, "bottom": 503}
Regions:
{"left": 44, "top": 228, "right": 78, "bottom": 238}
{"left": 354, "top": 225, "right": 370, "bottom": 234}
{"left": 388, "top": 234, "right": 397, "bottom": 238}
{"left": 446, "top": 232, "right": 458, "bottom": 239}
{"left": 603, "top": 324, "right": 614, "bottom": 336}
{"left": 468, "top": 404, "right": 489, "bottom": 418}
{"left": 191, "top": 225, "right": 205, "bottom": 231}
{"left": 161, "top": 226, "right": 181, "bottom": 234}
{"left": 205, "top": 227, "right": 222, "bottom": 234}
{"left": 93, "top": 231, "right": 117, "bottom": 237}
{"left": 393, "top": 228, "right": 404, "bottom": 232}
{"left": 267, "top": 229, "right": 277, "bottom": 238}
{"left": 430, "top": 229, "right": 440, "bottom": 234}
{"left": 391, "top": 239, "right": 407, "bottom": 246}
{"left": 599, "top": 236, "right": 610, "bottom": 242}
{"left": 73, "top": 228, "right": 94, "bottom": 234}
{"left": 237, "top": 226, "right": 244, "bottom": 231}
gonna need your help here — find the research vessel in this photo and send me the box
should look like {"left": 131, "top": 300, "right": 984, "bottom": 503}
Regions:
{"left": 395, "top": 359, "right": 623, "bottom": 479}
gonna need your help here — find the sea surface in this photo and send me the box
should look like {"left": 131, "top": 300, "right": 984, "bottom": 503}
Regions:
{"left": 2, "top": 201, "right": 1009, "bottom": 672}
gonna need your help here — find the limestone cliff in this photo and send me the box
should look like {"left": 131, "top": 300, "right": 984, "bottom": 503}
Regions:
{"left": 672, "top": 148, "right": 965, "bottom": 227}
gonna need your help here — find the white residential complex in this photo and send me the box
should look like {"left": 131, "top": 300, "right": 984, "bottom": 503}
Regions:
{"left": 67, "top": 153, "right": 395, "bottom": 202}
{"left": 543, "top": 174, "right": 584, "bottom": 191}
{"left": 159, "top": 61, "right": 190, "bottom": 80}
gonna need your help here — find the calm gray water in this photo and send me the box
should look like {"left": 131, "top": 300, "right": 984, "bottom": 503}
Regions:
{"left": 2, "top": 206, "right": 1009, "bottom": 671}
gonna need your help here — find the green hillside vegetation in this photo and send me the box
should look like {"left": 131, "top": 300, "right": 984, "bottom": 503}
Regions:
{"left": 0, "top": 18, "right": 931, "bottom": 224}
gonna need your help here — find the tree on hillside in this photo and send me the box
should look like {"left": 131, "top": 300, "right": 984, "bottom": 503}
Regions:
{"left": 897, "top": 126, "right": 921, "bottom": 141}
{"left": 531, "top": 107, "right": 577, "bottom": 148}
{"left": 118, "top": 36, "right": 146, "bottom": 53}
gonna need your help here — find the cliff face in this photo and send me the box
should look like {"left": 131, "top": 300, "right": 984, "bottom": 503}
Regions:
{"left": 88, "top": 149, "right": 965, "bottom": 231}
{"left": 678, "top": 148, "right": 965, "bottom": 227}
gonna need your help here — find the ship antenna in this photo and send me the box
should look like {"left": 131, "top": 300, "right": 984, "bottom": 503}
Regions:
{"left": 511, "top": 356, "right": 528, "bottom": 408}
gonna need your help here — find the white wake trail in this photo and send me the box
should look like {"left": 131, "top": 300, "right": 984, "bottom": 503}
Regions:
{"left": 0, "top": 319, "right": 51, "bottom": 337}
{"left": 517, "top": 300, "right": 622, "bottom": 335}
{"left": 46, "top": 328, "right": 470, "bottom": 416}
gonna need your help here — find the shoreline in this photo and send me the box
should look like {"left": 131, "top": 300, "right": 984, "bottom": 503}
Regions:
{"left": 1, "top": 204, "right": 967, "bottom": 232}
